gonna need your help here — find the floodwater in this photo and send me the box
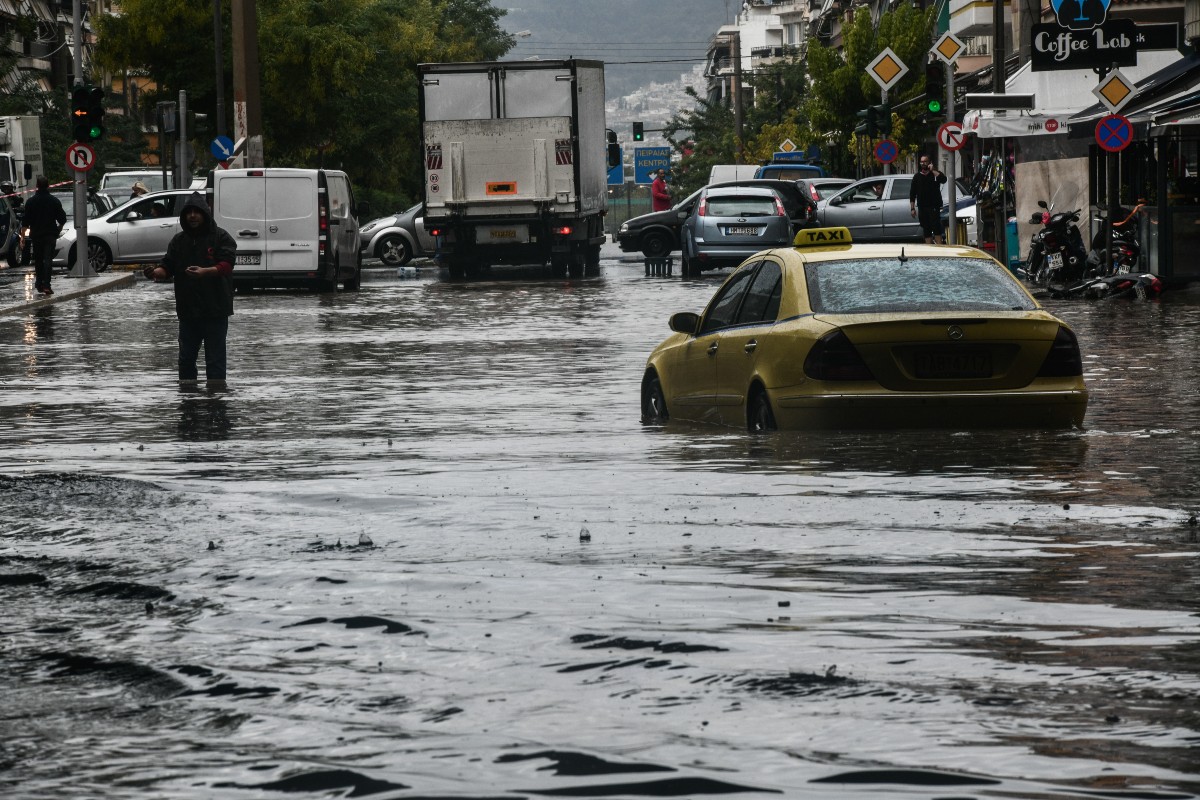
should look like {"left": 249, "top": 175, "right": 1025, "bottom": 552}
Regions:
{"left": 1, "top": 245, "right": 1198, "bottom": 799}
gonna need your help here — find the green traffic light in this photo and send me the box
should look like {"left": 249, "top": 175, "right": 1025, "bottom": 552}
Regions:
{"left": 89, "top": 125, "right": 103, "bottom": 140}
{"left": 927, "top": 99, "right": 942, "bottom": 114}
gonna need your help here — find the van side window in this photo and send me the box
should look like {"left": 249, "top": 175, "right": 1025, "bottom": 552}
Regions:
{"left": 329, "top": 178, "right": 350, "bottom": 220}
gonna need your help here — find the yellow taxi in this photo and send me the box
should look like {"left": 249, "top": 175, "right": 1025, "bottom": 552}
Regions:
{"left": 640, "top": 227, "right": 1088, "bottom": 430}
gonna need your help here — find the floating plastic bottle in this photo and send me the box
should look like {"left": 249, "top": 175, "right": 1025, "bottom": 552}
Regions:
{"left": 396, "top": 266, "right": 418, "bottom": 279}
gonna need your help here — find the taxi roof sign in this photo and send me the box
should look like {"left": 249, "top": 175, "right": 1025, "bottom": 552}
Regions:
{"left": 794, "top": 227, "right": 852, "bottom": 247}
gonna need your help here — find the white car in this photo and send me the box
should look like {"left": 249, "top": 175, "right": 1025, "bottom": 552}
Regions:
{"left": 359, "top": 203, "right": 437, "bottom": 266}
{"left": 53, "top": 189, "right": 194, "bottom": 272}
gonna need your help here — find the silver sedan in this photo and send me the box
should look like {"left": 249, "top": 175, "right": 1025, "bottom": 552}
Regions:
{"left": 53, "top": 189, "right": 194, "bottom": 272}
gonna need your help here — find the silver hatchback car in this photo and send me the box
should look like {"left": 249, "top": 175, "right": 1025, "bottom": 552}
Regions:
{"left": 679, "top": 186, "right": 792, "bottom": 277}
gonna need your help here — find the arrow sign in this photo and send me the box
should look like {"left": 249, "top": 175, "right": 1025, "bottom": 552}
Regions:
{"left": 874, "top": 139, "right": 898, "bottom": 164}
{"left": 937, "top": 122, "right": 967, "bottom": 152}
{"left": 1095, "top": 114, "right": 1133, "bottom": 153}
{"left": 210, "top": 135, "right": 234, "bottom": 160}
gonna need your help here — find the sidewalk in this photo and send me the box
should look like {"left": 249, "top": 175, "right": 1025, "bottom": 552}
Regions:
{"left": 0, "top": 266, "right": 136, "bottom": 316}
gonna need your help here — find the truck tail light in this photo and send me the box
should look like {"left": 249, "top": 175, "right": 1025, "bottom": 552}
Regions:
{"left": 552, "top": 225, "right": 572, "bottom": 236}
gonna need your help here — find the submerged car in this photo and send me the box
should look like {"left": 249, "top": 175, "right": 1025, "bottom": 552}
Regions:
{"left": 359, "top": 203, "right": 437, "bottom": 266}
{"left": 679, "top": 186, "right": 794, "bottom": 276}
{"left": 53, "top": 189, "right": 193, "bottom": 272}
{"left": 641, "top": 226, "right": 1088, "bottom": 430}
{"left": 616, "top": 179, "right": 816, "bottom": 259}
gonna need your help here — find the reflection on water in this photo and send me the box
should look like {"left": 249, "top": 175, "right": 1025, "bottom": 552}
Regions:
{"left": 1, "top": 261, "right": 1199, "bottom": 798}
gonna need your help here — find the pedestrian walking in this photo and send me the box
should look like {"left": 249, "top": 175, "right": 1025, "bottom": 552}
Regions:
{"left": 651, "top": 169, "right": 672, "bottom": 212}
{"left": 21, "top": 176, "right": 67, "bottom": 295}
{"left": 909, "top": 154, "right": 947, "bottom": 245}
{"left": 145, "top": 192, "right": 237, "bottom": 387}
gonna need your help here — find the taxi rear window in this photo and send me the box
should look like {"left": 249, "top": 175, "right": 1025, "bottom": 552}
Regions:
{"left": 805, "top": 257, "right": 1036, "bottom": 313}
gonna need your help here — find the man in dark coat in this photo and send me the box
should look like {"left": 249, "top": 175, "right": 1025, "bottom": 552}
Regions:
{"left": 21, "top": 176, "right": 66, "bottom": 295}
{"left": 146, "top": 192, "right": 237, "bottom": 386}
{"left": 909, "top": 154, "right": 948, "bottom": 244}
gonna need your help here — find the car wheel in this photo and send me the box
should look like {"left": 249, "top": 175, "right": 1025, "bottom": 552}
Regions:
{"left": 641, "top": 231, "right": 671, "bottom": 259}
{"left": 642, "top": 373, "right": 669, "bottom": 423}
{"left": 69, "top": 240, "right": 112, "bottom": 272}
{"left": 748, "top": 388, "right": 777, "bottom": 432}
{"left": 377, "top": 234, "right": 411, "bottom": 267}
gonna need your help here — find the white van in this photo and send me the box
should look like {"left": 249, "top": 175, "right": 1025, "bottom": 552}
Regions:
{"left": 708, "top": 164, "right": 759, "bottom": 184}
{"left": 207, "top": 168, "right": 370, "bottom": 291}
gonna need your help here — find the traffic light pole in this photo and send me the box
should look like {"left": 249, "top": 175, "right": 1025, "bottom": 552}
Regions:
{"left": 946, "top": 61, "right": 957, "bottom": 245}
{"left": 69, "top": 0, "right": 95, "bottom": 278}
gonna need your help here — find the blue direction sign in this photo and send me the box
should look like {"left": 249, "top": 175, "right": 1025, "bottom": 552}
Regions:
{"left": 210, "top": 135, "right": 235, "bottom": 161}
{"left": 1095, "top": 114, "right": 1133, "bottom": 153}
{"left": 874, "top": 139, "right": 898, "bottom": 164}
{"left": 633, "top": 146, "right": 671, "bottom": 185}
{"left": 608, "top": 147, "right": 624, "bottom": 185}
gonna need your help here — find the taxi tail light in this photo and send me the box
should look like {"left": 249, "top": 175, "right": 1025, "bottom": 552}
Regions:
{"left": 697, "top": 197, "right": 707, "bottom": 217}
{"left": 1036, "top": 326, "right": 1083, "bottom": 377}
{"left": 803, "top": 330, "right": 874, "bottom": 381}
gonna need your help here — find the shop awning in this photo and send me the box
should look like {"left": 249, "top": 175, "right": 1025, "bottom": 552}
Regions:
{"left": 966, "top": 50, "right": 1182, "bottom": 138}
{"left": 1067, "top": 53, "right": 1200, "bottom": 137}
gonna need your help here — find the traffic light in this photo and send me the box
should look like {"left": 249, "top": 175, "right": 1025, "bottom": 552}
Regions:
{"left": 632, "top": 121, "right": 644, "bottom": 142}
{"left": 71, "top": 84, "right": 90, "bottom": 142}
{"left": 925, "top": 60, "right": 945, "bottom": 116}
{"left": 873, "top": 104, "right": 891, "bottom": 136}
{"left": 854, "top": 106, "right": 877, "bottom": 138}
{"left": 86, "top": 86, "right": 105, "bottom": 141}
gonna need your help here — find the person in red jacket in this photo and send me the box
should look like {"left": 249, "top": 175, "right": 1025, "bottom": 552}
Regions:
{"left": 651, "top": 169, "right": 672, "bottom": 212}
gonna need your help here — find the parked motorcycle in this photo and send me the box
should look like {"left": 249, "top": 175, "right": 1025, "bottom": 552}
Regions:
{"left": 1051, "top": 271, "right": 1163, "bottom": 301}
{"left": 1087, "top": 204, "right": 1142, "bottom": 275}
{"left": 1026, "top": 200, "right": 1087, "bottom": 287}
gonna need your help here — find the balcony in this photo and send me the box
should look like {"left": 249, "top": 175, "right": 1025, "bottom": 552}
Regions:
{"left": 949, "top": 0, "right": 1010, "bottom": 39}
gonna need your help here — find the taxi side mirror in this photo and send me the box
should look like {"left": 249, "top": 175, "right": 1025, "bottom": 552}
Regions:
{"left": 669, "top": 311, "right": 700, "bottom": 334}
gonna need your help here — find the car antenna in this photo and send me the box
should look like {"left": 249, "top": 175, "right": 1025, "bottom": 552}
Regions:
{"left": 898, "top": 247, "right": 908, "bottom": 265}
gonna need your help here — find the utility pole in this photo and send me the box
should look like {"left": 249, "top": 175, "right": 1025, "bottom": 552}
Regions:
{"left": 232, "top": 0, "right": 263, "bottom": 167}
{"left": 214, "top": 0, "right": 226, "bottom": 138}
{"left": 732, "top": 31, "right": 743, "bottom": 164}
{"left": 992, "top": 0, "right": 1007, "bottom": 268}
{"left": 68, "top": 0, "right": 94, "bottom": 278}
{"left": 947, "top": 60, "right": 956, "bottom": 244}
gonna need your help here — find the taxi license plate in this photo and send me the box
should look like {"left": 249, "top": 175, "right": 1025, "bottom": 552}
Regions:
{"left": 481, "top": 224, "right": 529, "bottom": 243}
{"left": 914, "top": 349, "right": 992, "bottom": 379}
{"left": 1046, "top": 250, "right": 1064, "bottom": 270}
{"left": 235, "top": 252, "right": 261, "bottom": 266}
{"left": 725, "top": 225, "right": 760, "bottom": 236}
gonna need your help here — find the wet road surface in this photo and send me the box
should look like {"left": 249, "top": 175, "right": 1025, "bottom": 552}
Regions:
{"left": 1, "top": 245, "right": 1199, "bottom": 799}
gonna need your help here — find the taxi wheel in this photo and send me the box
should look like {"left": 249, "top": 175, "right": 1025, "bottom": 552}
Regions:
{"left": 748, "top": 388, "right": 777, "bottom": 432}
{"left": 641, "top": 373, "right": 669, "bottom": 423}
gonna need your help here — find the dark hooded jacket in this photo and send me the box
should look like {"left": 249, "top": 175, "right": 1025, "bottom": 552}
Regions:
{"left": 162, "top": 192, "right": 237, "bottom": 319}
{"left": 22, "top": 185, "right": 66, "bottom": 237}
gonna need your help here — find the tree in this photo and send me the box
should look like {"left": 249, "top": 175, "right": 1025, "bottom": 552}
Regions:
{"left": 662, "top": 87, "right": 736, "bottom": 198}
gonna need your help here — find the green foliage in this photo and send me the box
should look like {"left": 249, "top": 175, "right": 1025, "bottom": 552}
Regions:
{"left": 800, "top": 6, "right": 936, "bottom": 176}
{"left": 90, "top": 0, "right": 514, "bottom": 208}
{"left": 662, "top": 87, "right": 736, "bottom": 198}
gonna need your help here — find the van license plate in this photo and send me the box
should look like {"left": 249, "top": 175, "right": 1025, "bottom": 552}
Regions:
{"left": 235, "top": 253, "right": 261, "bottom": 266}
{"left": 725, "top": 226, "right": 760, "bottom": 236}
{"left": 480, "top": 225, "right": 529, "bottom": 243}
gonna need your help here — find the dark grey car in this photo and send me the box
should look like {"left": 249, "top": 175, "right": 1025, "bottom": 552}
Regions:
{"left": 679, "top": 186, "right": 793, "bottom": 276}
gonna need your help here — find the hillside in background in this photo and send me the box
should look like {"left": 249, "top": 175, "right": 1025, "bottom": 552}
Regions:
{"left": 493, "top": 0, "right": 732, "bottom": 100}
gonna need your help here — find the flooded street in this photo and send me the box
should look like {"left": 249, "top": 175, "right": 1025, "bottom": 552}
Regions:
{"left": 2, "top": 244, "right": 1199, "bottom": 799}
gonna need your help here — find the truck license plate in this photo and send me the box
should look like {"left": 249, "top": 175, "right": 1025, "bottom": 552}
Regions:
{"left": 235, "top": 252, "right": 261, "bottom": 265}
{"left": 481, "top": 225, "right": 529, "bottom": 243}
{"left": 725, "top": 226, "right": 759, "bottom": 236}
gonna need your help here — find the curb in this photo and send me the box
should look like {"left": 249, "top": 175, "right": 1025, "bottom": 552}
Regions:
{"left": 0, "top": 272, "right": 137, "bottom": 317}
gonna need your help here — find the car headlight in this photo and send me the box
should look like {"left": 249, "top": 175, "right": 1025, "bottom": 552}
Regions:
{"left": 619, "top": 223, "right": 629, "bottom": 233}
{"left": 360, "top": 222, "right": 377, "bottom": 234}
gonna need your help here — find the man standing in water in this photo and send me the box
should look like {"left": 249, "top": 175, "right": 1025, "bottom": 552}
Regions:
{"left": 146, "top": 193, "right": 237, "bottom": 387}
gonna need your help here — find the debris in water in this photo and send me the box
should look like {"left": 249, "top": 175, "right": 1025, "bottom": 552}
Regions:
{"left": 358, "top": 533, "right": 373, "bottom": 547}
{"left": 579, "top": 526, "right": 591, "bottom": 542}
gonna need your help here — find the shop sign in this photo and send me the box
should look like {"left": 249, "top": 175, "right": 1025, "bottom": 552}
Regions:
{"left": 1031, "top": 19, "right": 1137, "bottom": 71}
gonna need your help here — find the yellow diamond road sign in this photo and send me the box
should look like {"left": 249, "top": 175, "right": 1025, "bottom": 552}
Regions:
{"left": 933, "top": 32, "right": 965, "bottom": 65}
{"left": 779, "top": 138, "right": 797, "bottom": 153}
{"left": 1093, "top": 69, "right": 1136, "bottom": 113}
{"left": 867, "top": 48, "right": 908, "bottom": 91}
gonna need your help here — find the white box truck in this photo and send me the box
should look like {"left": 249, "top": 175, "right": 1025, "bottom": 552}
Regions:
{"left": 419, "top": 59, "right": 616, "bottom": 279}
{"left": 0, "top": 116, "right": 43, "bottom": 192}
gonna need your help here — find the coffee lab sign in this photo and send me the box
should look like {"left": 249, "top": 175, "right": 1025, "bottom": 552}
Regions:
{"left": 1031, "top": 18, "right": 1137, "bottom": 71}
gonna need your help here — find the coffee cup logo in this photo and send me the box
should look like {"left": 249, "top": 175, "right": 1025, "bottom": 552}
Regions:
{"left": 1052, "top": 0, "right": 1110, "bottom": 31}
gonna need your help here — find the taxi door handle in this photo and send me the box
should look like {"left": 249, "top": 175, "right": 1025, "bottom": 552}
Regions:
{"left": 707, "top": 342, "right": 719, "bottom": 355}
{"left": 744, "top": 339, "right": 757, "bottom": 353}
